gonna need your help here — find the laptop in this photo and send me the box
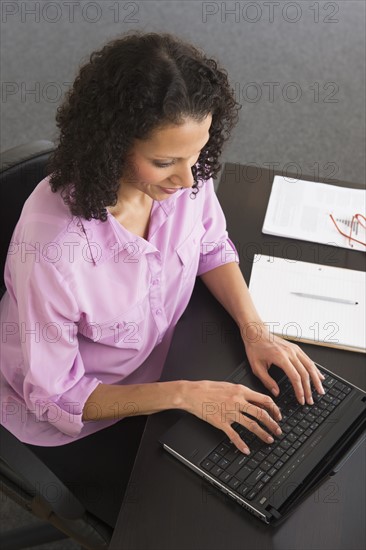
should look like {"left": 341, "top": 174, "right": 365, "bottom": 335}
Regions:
{"left": 160, "top": 360, "right": 366, "bottom": 525}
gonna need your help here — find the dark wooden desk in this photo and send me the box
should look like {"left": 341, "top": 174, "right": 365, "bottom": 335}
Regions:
{"left": 110, "top": 165, "right": 366, "bottom": 550}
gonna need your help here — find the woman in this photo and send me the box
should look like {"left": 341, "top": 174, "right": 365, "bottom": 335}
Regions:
{"left": 0, "top": 31, "right": 324, "bottom": 526}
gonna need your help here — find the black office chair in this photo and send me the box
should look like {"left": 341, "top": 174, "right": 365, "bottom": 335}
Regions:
{"left": 0, "top": 141, "right": 113, "bottom": 549}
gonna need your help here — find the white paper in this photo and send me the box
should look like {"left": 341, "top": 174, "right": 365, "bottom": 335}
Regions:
{"left": 249, "top": 255, "right": 366, "bottom": 352}
{"left": 262, "top": 176, "right": 366, "bottom": 252}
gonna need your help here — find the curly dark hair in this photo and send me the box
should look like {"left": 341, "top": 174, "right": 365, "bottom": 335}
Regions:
{"left": 47, "top": 31, "right": 241, "bottom": 221}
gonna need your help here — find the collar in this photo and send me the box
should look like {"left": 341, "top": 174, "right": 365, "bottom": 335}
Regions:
{"left": 69, "top": 187, "right": 187, "bottom": 266}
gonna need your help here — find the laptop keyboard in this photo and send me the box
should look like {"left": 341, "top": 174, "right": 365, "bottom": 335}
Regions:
{"left": 200, "top": 372, "right": 353, "bottom": 504}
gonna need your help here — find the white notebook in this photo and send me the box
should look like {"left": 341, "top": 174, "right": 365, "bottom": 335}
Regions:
{"left": 249, "top": 255, "right": 366, "bottom": 353}
{"left": 262, "top": 176, "right": 366, "bottom": 252}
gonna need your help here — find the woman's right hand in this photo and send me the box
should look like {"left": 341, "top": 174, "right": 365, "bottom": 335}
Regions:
{"left": 180, "top": 379, "right": 283, "bottom": 455}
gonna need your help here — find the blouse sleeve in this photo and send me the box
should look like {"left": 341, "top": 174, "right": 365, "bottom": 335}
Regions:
{"left": 7, "top": 244, "right": 102, "bottom": 437}
{"left": 197, "top": 178, "right": 240, "bottom": 276}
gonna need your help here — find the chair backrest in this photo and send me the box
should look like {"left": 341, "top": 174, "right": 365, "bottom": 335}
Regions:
{"left": 0, "top": 141, "right": 55, "bottom": 295}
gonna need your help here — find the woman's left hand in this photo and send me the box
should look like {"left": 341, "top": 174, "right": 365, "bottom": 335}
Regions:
{"left": 242, "top": 324, "right": 325, "bottom": 405}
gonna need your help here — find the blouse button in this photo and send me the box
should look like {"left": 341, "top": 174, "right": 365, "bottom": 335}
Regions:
{"left": 152, "top": 278, "right": 160, "bottom": 285}
{"left": 156, "top": 308, "right": 162, "bottom": 315}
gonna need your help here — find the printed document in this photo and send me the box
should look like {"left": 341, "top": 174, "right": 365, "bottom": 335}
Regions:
{"left": 262, "top": 176, "right": 365, "bottom": 252}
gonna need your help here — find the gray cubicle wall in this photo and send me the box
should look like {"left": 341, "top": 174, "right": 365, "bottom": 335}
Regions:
{"left": 1, "top": 0, "right": 365, "bottom": 185}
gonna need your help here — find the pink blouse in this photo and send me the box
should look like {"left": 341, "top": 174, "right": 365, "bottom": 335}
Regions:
{"left": 0, "top": 176, "right": 239, "bottom": 445}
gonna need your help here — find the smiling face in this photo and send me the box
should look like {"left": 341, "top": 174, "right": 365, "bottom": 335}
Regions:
{"left": 118, "top": 114, "right": 212, "bottom": 202}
